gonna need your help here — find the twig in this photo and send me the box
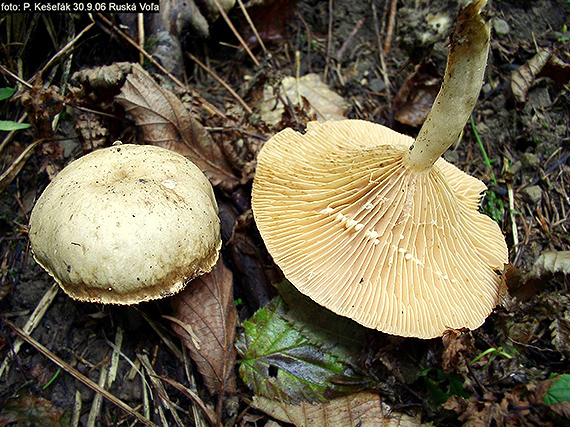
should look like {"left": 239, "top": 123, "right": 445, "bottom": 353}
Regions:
{"left": 157, "top": 375, "right": 218, "bottom": 427}
{"left": 383, "top": 0, "right": 397, "bottom": 53}
{"left": 3, "top": 319, "right": 158, "bottom": 427}
{"left": 87, "top": 359, "right": 108, "bottom": 427}
{"left": 95, "top": 13, "right": 226, "bottom": 118}
{"left": 137, "top": 13, "right": 145, "bottom": 65}
{"left": 0, "top": 282, "right": 59, "bottom": 378}
{"left": 0, "top": 64, "right": 33, "bottom": 89}
{"left": 186, "top": 52, "right": 253, "bottom": 114}
{"left": 138, "top": 353, "right": 186, "bottom": 427}
{"left": 210, "top": 0, "right": 259, "bottom": 66}
{"left": 372, "top": 0, "right": 393, "bottom": 116}
{"left": 182, "top": 346, "right": 209, "bottom": 427}
{"left": 324, "top": 0, "right": 334, "bottom": 80}
{"left": 70, "top": 390, "right": 82, "bottom": 427}
{"left": 235, "top": 0, "right": 268, "bottom": 55}
{"left": 37, "top": 20, "right": 96, "bottom": 78}
{"left": 0, "top": 112, "right": 29, "bottom": 157}
{"left": 336, "top": 18, "right": 365, "bottom": 59}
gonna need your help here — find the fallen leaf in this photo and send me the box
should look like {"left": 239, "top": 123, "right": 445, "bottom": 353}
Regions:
{"left": 543, "top": 374, "right": 570, "bottom": 407}
{"left": 236, "top": 296, "right": 366, "bottom": 404}
{"left": 168, "top": 257, "right": 237, "bottom": 396}
{"left": 510, "top": 50, "right": 551, "bottom": 104}
{"left": 0, "top": 391, "right": 70, "bottom": 426}
{"left": 115, "top": 63, "right": 239, "bottom": 189}
{"left": 529, "top": 251, "right": 570, "bottom": 278}
{"left": 252, "top": 391, "right": 424, "bottom": 427}
{"left": 276, "top": 281, "right": 367, "bottom": 367}
{"left": 393, "top": 63, "right": 440, "bottom": 127}
{"left": 259, "top": 73, "right": 347, "bottom": 126}
{"left": 506, "top": 251, "right": 570, "bottom": 302}
{"left": 72, "top": 62, "right": 133, "bottom": 89}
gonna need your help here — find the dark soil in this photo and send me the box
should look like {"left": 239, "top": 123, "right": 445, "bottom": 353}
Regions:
{"left": 0, "top": 1, "right": 569, "bottom": 426}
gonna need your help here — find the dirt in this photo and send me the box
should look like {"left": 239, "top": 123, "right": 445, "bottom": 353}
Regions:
{"left": 0, "top": 0, "right": 569, "bottom": 426}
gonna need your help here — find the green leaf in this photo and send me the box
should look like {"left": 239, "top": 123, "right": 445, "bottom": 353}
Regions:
{"left": 236, "top": 296, "right": 366, "bottom": 404}
{"left": 0, "top": 120, "right": 31, "bottom": 131}
{"left": 0, "top": 87, "right": 16, "bottom": 101}
{"left": 544, "top": 374, "right": 570, "bottom": 406}
{"left": 276, "top": 281, "right": 368, "bottom": 367}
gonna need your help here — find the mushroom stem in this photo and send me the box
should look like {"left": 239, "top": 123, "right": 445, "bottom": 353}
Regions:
{"left": 405, "top": 0, "right": 490, "bottom": 172}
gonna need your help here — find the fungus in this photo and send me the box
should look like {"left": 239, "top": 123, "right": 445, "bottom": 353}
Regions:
{"left": 29, "top": 144, "right": 221, "bottom": 305}
{"left": 251, "top": 0, "right": 508, "bottom": 339}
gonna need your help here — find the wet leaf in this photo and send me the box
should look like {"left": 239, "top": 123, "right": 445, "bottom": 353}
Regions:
{"left": 511, "top": 50, "right": 551, "bottom": 104}
{"left": 169, "top": 257, "right": 237, "bottom": 396}
{"left": 0, "top": 391, "right": 69, "bottom": 426}
{"left": 115, "top": 63, "right": 239, "bottom": 189}
{"left": 259, "top": 73, "right": 347, "bottom": 126}
{"left": 252, "top": 391, "right": 424, "bottom": 427}
{"left": 236, "top": 296, "right": 366, "bottom": 404}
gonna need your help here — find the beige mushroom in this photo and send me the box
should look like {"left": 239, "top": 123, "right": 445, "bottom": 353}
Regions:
{"left": 29, "top": 144, "right": 221, "bottom": 305}
{"left": 251, "top": 0, "right": 508, "bottom": 339}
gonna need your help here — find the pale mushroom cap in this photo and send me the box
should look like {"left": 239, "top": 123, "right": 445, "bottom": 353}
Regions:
{"left": 29, "top": 144, "right": 221, "bottom": 304}
{"left": 252, "top": 120, "right": 508, "bottom": 339}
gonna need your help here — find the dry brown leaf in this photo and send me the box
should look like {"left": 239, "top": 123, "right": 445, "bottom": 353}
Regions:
{"left": 259, "top": 73, "right": 347, "bottom": 126}
{"left": 393, "top": 64, "right": 440, "bottom": 127}
{"left": 169, "top": 257, "right": 237, "bottom": 396}
{"left": 529, "top": 251, "right": 570, "bottom": 278}
{"left": 115, "top": 63, "right": 239, "bottom": 189}
{"left": 510, "top": 50, "right": 551, "bottom": 104}
{"left": 252, "top": 392, "right": 425, "bottom": 427}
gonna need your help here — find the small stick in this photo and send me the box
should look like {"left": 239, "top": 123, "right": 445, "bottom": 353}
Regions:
{"left": 235, "top": 0, "right": 268, "bottom": 55}
{"left": 70, "top": 390, "right": 82, "bottom": 427}
{"left": 4, "top": 319, "right": 158, "bottom": 427}
{"left": 383, "top": 0, "right": 397, "bottom": 53}
{"left": 139, "top": 354, "right": 186, "bottom": 427}
{"left": 96, "top": 13, "right": 226, "bottom": 119}
{"left": 38, "top": 20, "right": 96, "bottom": 78}
{"left": 0, "top": 282, "right": 59, "bottom": 378}
{"left": 138, "top": 13, "right": 145, "bottom": 65}
{"left": 210, "top": 0, "right": 259, "bottom": 66}
{"left": 157, "top": 375, "right": 218, "bottom": 427}
{"left": 336, "top": 18, "right": 365, "bottom": 59}
{"left": 324, "top": 0, "right": 334, "bottom": 80}
{"left": 87, "top": 359, "right": 108, "bottom": 427}
{"left": 187, "top": 52, "right": 253, "bottom": 114}
{"left": 508, "top": 183, "right": 519, "bottom": 247}
{"left": 372, "top": 0, "right": 392, "bottom": 114}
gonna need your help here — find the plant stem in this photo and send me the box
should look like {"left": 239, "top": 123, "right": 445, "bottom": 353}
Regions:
{"left": 405, "top": 0, "right": 490, "bottom": 172}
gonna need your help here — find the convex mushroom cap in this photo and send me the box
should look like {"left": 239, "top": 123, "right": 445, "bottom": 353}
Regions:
{"left": 29, "top": 144, "right": 221, "bottom": 304}
{"left": 252, "top": 120, "right": 508, "bottom": 339}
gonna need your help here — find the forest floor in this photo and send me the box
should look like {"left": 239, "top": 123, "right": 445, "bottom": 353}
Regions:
{"left": 0, "top": 0, "right": 569, "bottom": 426}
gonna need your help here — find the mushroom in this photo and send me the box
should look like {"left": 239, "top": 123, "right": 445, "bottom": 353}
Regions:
{"left": 29, "top": 144, "right": 221, "bottom": 305}
{"left": 251, "top": 0, "right": 508, "bottom": 339}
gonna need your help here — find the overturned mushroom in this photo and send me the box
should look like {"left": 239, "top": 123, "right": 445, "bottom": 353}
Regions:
{"left": 252, "top": 0, "right": 508, "bottom": 339}
{"left": 29, "top": 144, "right": 221, "bottom": 305}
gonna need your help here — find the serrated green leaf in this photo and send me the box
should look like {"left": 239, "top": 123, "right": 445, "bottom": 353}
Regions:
{"left": 276, "top": 281, "right": 368, "bottom": 366}
{"left": 236, "top": 297, "right": 366, "bottom": 404}
{"left": 544, "top": 374, "right": 570, "bottom": 406}
{"left": 0, "top": 87, "right": 17, "bottom": 101}
{"left": 0, "top": 120, "right": 31, "bottom": 131}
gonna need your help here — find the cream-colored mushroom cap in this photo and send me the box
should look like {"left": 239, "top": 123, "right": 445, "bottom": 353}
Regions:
{"left": 29, "top": 144, "right": 221, "bottom": 304}
{"left": 252, "top": 120, "right": 508, "bottom": 339}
